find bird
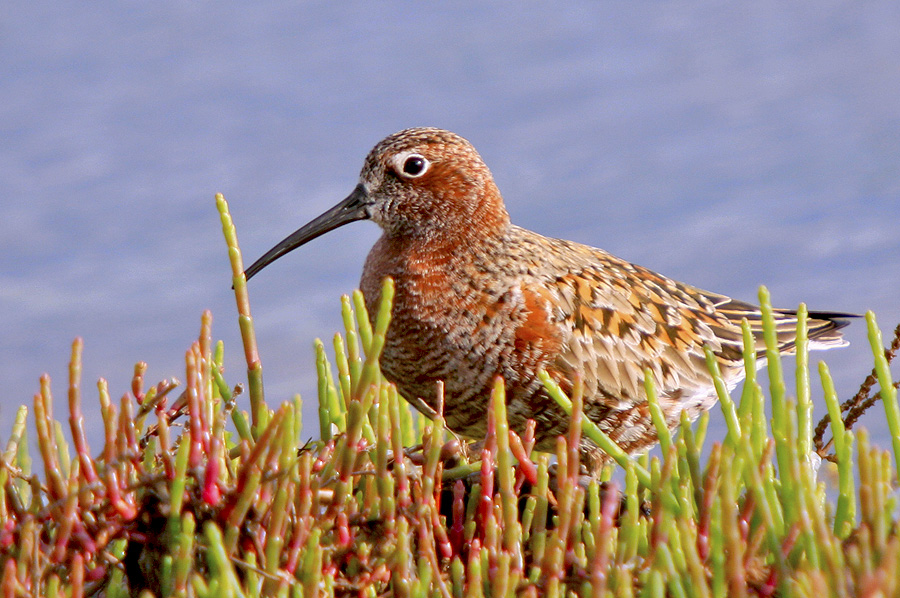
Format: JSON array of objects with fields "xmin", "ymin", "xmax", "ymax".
[{"xmin": 244, "ymin": 127, "xmax": 855, "ymax": 471}]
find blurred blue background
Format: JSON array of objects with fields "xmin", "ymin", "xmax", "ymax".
[{"xmin": 2, "ymin": 2, "xmax": 898, "ymax": 447}]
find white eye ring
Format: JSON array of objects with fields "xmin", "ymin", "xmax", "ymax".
[{"xmin": 391, "ymin": 152, "xmax": 430, "ymax": 179}]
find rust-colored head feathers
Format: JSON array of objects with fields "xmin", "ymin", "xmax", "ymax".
[
  {"xmin": 360, "ymin": 128, "xmax": 509, "ymax": 240},
  {"xmin": 246, "ymin": 127, "xmax": 856, "ymax": 472}
]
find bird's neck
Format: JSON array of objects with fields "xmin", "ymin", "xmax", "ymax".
[
  {"xmin": 386, "ymin": 180, "xmax": 510, "ymax": 247},
  {"xmin": 361, "ymin": 215, "xmax": 510, "ymax": 311},
  {"xmin": 361, "ymin": 182, "xmax": 512, "ymax": 312}
]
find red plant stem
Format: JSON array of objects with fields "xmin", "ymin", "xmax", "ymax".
[
  {"xmin": 51, "ymin": 473, "xmax": 78, "ymax": 563},
  {"xmin": 34, "ymin": 379, "xmax": 66, "ymax": 503},
  {"xmin": 185, "ymin": 348, "xmax": 204, "ymax": 469},
  {"xmin": 105, "ymin": 468, "xmax": 137, "ymax": 521},
  {"xmin": 450, "ymin": 480, "xmax": 466, "ymax": 555},
  {"xmin": 156, "ymin": 402, "xmax": 174, "ymax": 479},
  {"xmin": 417, "ymin": 511, "xmax": 451, "ymax": 598},
  {"xmin": 132, "ymin": 361, "xmax": 147, "ymax": 404},
  {"xmin": 199, "ymin": 310, "xmax": 213, "ymax": 389},
  {"xmin": 388, "ymin": 392, "xmax": 411, "ymax": 509},
  {"xmin": 479, "ymin": 409, "xmax": 497, "ymax": 535},
  {"xmin": 697, "ymin": 444, "xmax": 720, "ymax": 561},
  {"xmin": 85, "ymin": 564, "xmax": 107, "ymax": 583},
  {"xmin": 70, "ymin": 553, "xmax": 84, "ymax": 598},
  {"xmin": 203, "ymin": 434, "xmax": 222, "ymax": 505},
  {"xmin": 590, "ymin": 481, "xmax": 620, "ymax": 598},
  {"xmin": 67, "ymin": 339, "xmax": 98, "ymax": 484},
  {"xmin": 283, "ymin": 455, "xmax": 313, "ymax": 577},
  {"xmin": 432, "ymin": 503, "xmax": 453, "ymax": 561},
  {"xmin": 509, "ymin": 431, "xmax": 538, "ymax": 487},
  {"xmin": 119, "ymin": 394, "xmax": 140, "ymax": 463},
  {"xmin": 335, "ymin": 510, "xmax": 351, "ymax": 547},
  {"xmin": 70, "ymin": 522, "xmax": 98, "ymax": 554},
  {"xmin": 98, "ymin": 379, "xmax": 117, "ymax": 465}
]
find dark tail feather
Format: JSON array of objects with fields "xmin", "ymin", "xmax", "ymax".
[
  {"xmin": 713, "ymin": 295, "xmax": 860, "ymax": 355},
  {"xmin": 767, "ymin": 308, "xmax": 859, "ymax": 354}
]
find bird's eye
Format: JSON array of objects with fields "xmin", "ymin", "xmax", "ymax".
[
  {"xmin": 392, "ymin": 152, "xmax": 430, "ymax": 179},
  {"xmin": 403, "ymin": 156, "xmax": 426, "ymax": 176}
]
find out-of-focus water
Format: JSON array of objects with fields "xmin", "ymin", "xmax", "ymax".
[{"xmin": 2, "ymin": 2, "xmax": 898, "ymax": 448}]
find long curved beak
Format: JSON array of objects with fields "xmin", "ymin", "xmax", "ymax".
[{"xmin": 244, "ymin": 184, "xmax": 371, "ymax": 281}]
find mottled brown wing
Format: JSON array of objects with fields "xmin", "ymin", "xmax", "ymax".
[
  {"xmin": 514, "ymin": 227, "xmax": 855, "ymax": 426},
  {"xmin": 517, "ymin": 234, "xmax": 744, "ymax": 422}
]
